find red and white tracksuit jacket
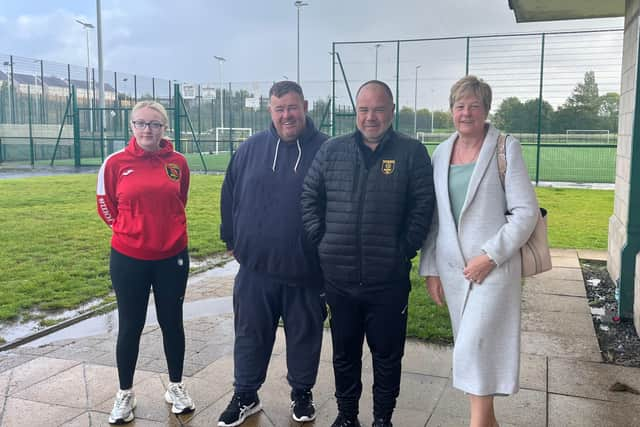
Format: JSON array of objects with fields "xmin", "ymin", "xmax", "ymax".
[{"xmin": 96, "ymin": 137, "xmax": 190, "ymax": 260}]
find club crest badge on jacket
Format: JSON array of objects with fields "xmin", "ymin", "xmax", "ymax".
[
  {"xmin": 165, "ymin": 163, "xmax": 181, "ymax": 181},
  {"xmin": 381, "ymin": 159, "xmax": 396, "ymax": 175}
]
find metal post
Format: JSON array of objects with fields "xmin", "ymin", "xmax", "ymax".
[
  {"xmin": 331, "ymin": 45, "xmax": 336, "ymax": 137},
  {"xmin": 214, "ymin": 56, "xmax": 226, "ymax": 129},
  {"xmin": 96, "ymin": 0, "xmax": 105, "ymax": 126},
  {"xmin": 465, "ymin": 37, "xmax": 470, "ymax": 75},
  {"xmin": 71, "ymin": 86, "xmax": 81, "ymax": 167},
  {"xmin": 27, "ymin": 86, "xmax": 34, "ymax": 166},
  {"xmin": 39, "ymin": 59, "xmax": 46, "ymax": 123},
  {"xmin": 535, "ymin": 33, "xmax": 545, "ymax": 185},
  {"xmin": 375, "ymin": 44, "xmax": 381, "ymax": 79},
  {"xmin": 294, "ymin": 1, "xmax": 309, "ymax": 83},
  {"xmin": 228, "ymin": 82, "xmax": 233, "ymax": 157},
  {"xmin": 173, "ymin": 83, "xmax": 181, "ymax": 152},
  {"xmin": 9, "ymin": 56, "xmax": 15, "ymax": 123},
  {"xmin": 414, "ymin": 65, "xmax": 420, "ymax": 137},
  {"xmin": 133, "ymin": 75, "xmax": 138, "ymax": 103},
  {"xmin": 394, "ymin": 41, "xmax": 400, "ymax": 130},
  {"xmin": 152, "ymin": 77, "xmax": 156, "ymax": 100},
  {"xmin": 197, "ymin": 84, "xmax": 201, "ymax": 135},
  {"xmin": 114, "ymin": 72, "xmax": 119, "ymax": 108}
]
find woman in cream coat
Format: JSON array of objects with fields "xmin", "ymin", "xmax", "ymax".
[{"xmin": 420, "ymin": 76, "xmax": 538, "ymax": 427}]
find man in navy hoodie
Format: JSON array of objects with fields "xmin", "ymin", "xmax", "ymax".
[{"xmin": 218, "ymin": 81, "xmax": 328, "ymax": 427}]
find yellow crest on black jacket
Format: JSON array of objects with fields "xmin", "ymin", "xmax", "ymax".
[{"xmin": 381, "ymin": 159, "xmax": 395, "ymax": 175}]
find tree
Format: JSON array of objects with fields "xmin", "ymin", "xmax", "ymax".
[
  {"xmin": 554, "ymin": 71, "xmax": 602, "ymax": 131},
  {"xmin": 492, "ymin": 97, "xmax": 526, "ymax": 132},
  {"xmin": 599, "ymin": 92, "xmax": 620, "ymax": 132},
  {"xmin": 521, "ymin": 98, "xmax": 554, "ymax": 133}
]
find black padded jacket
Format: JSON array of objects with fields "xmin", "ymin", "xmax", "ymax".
[{"xmin": 301, "ymin": 128, "xmax": 435, "ymax": 289}]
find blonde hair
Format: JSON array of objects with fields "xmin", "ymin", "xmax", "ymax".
[
  {"xmin": 449, "ymin": 75, "xmax": 492, "ymax": 113},
  {"xmin": 131, "ymin": 101, "xmax": 169, "ymax": 126}
]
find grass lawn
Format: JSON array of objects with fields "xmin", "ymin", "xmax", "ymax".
[
  {"xmin": 424, "ymin": 143, "xmax": 616, "ymax": 184},
  {"xmin": 0, "ymin": 175, "xmax": 613, "ymax": 344}
]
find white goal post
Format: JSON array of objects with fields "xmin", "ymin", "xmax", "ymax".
[
  {"xmin": 565, "ymin": 129, "xmax": 610, "ymax": 144},
  {"xmin": 215, "ymin": 127, "xmax": 253, "ymax": 154}
]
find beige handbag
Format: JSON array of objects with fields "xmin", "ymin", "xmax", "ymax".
[{"xmin": 497, "ymin": 134, "xmax": 552, "ymax": 277}]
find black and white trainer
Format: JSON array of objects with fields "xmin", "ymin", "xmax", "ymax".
[
  {"xmin": 217, "ymin": 392, "xmax": 262, "ymax": 427},
  {"xmin": 291, "ymin": 389, "xmax": 316, "ymax": 422}
]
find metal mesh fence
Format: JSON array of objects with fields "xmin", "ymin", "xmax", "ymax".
[
  {"xmin": 0, "ymin": 28, "xmax": 624, "ymax": 181},
  {"xmin": 330, "ymin": 29, "xmax": 622, "ymax": 183}
]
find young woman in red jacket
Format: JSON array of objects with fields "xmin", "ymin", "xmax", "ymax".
[{"xmin": 97, "ymin": 101, "xmax": 194, "ymax": 424}]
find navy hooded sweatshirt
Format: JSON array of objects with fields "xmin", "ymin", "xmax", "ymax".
[{"xmin": 220, "ymin": 116, "xmax": 328, "ymax": 286}]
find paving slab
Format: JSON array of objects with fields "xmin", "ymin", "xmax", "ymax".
[
  {"xmin": 521, "ymin": 310, "xmax": 596, "ymax": 337},
  {"xmin": 427, "ymin": 382, "xmax": 546, "ymax": 427},
  {"xmin": 0, "ymin": 352, "xmax": 37, "ymax": 374},
  {"xmin": 548, "ymin": 394, "xmax": 640, "ymax": 427},
  {"xmin": 402, "ymin": 339, "xmax": 452, "ymax": 378},
  {"xmin": 550, "ymin": 256, "xmax": 582, "ymax": 269},
  {"xmin": 519, "ymin": 353, "xmax": 547, "ymax": 391},
  {"xmin": 548, "ymin": 358, "xmax": 640, "ymax": 404},
  {"xmin": 531, "ymin": 266, "xmax": 584, "ymax": 281},
  {"xmin": 521, "ymin": 330, "xmax": 602, "ymax": 362},
  {"xmin": 550, "ymin": 248, "xmax": 578, "ymax": 257},
  {"xmin": 522, "ymin": 293, "xmax": 590, "ymax": 314},
  {"xmin": 522, "ymin": 276, "xmax": 587, "ymax": 298},
  {"xmin": 577, "ymin": 249, "xmax": 608, "ymax": 261},
  {"xmin": 2, "ymin": 356, "xmax": 80, "ymax": 395},
  {"xmin": 0, "ymin": 397, "xmax": 85, "ymax": 427}
]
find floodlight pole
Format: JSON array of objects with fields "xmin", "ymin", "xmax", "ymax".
[
  {"xmin": 375, "ymin": 44, "xmax": 381, "ymax": 79},
  {"xmin": 414, "ymin": 65, "xmax": 421, "ymax": 137},
  {"xmin": 294, "ymin": 1, "xmax": 309, "ymax": 83},
  {"xmin": 76, "ymin": 18, "xmax": 95, "ymax": 132},
  {"xmin": 214, "ymin": 56, "xmax": 226, "ymax": 129}
]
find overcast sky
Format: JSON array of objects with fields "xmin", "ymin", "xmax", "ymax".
[{"xmin": 0, "ymin": 0, "xmax": 624, "ymax": 108}]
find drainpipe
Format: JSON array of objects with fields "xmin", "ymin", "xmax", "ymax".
[{"xmin": 618, "ymin": 28, "xmax": 640, "ymax": 319}]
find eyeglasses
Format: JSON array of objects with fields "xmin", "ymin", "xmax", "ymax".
[{"xmin": 131, "ymin": 120, "xmax": 164, "ymax": 130}]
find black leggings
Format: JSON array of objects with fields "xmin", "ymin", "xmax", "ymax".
[{"xmin": 110, "ymin": 248, "xmax": 189, "ymax": 390}]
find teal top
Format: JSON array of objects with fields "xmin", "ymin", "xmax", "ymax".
[{"xmin": 449, "ymin": 162, "xmax": 476, "ymax": 228}]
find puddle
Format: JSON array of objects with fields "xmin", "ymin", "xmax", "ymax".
[
  {"xmin": 0, "ymin": 299, "xmax": 106, "ymax": 343},
  {"xmin": 192, "ymin": 259, "xmax": 239, "ymax": 279},
  {"xmin": 25, "ymin": 295, "xmax": 232, "ymax": 347},
  {"xmin": 2, "ymin": 260, "xmax": 238, "ymax": 348}
]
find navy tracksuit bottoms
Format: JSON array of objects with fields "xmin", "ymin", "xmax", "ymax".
[
  {"xmin": 232, "ymin": 266, "xmax": 327, "ymax": 394},
  {"xmin": 326, "ymin": 282, "xmax": 410, "ymax": 421}
]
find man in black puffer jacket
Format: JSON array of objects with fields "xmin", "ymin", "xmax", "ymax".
[
  {"xmin": 301, "ymin": 80, "xmax": 435, "ymax": 427},
  {"xmin": 219, "ymin": 81, "xmax": 328, "ymax": 427}
]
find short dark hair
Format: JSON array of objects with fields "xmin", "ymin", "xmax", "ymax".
[
  {"xmin": 269, "ymin": 80, "xmax": 304, "ymax": 99},
  {"xmin": 356, "ymin": 80, "xmax": 394, "ymax": 102}
]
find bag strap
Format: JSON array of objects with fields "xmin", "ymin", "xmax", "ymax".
[{"xmin": 497, "ymin": 133, "xmax": 508, "ymax": 191}]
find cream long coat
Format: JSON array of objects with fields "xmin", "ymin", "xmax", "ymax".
[{"xmin": 419, "ymin": 124, "xmax": 538, "ymax": 396}]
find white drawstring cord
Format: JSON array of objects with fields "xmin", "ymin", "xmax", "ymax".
[
  {"xmin": 294, "ymin": 139, "xmax": 301, "ymax": 173},
  {"xmin": 272, "ymin": 138, "xmax": 302, "ymax": 173},
  {"xmin": 272, "ymin": 138, "xmax": 281, "ymax": 172}
]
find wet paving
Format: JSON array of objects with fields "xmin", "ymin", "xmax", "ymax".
[{"xmin": 0, "ymin": 259, "xmax": 239, "ymax": 349}]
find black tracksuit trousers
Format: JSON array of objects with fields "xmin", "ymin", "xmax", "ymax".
[
  {"xmin": 326, "ymin": 282, "xmax": 410, "ymax": 421},
  {"xmin": 232, "ymin": 266, "xmax": 326, "ymax": 394}
]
